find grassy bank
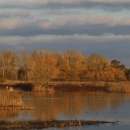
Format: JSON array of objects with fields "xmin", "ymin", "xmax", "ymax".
[
  {"xmin": 0, "ymin": 120, "xmax": 117, "ymax": 129},
  {"xmin": 52, "ymin": 82, "xmax": 107, "ymax": 92},
  {"xmin": 1, "ymin": 81, "xmax": 130, "ymax": 93},
  {"xmin": 107, "ymin": 86, "xmax": 130, "ymax": 93},
  {"xmin": 40, "ymin": 81, "xmax": 130, "ymax": 93}
]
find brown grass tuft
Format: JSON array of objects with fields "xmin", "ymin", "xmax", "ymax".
[
  {"xmin": 0, "ymin": 90, "xmax": 23, "ymax": 107},
  {"xmin": 107, "ymin": 85, "xmax": 130, "ymax": 93},
  {"xmin": 32, "ymin": 85, "xmax": 55, "ymax": 92}
]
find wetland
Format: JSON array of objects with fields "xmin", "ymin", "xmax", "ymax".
[{"xmin": 1, "ymin": 91, "xmax": 130, "ymax": 129}]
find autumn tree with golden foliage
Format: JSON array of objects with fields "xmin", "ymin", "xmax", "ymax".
[
  {"xmin": 0, "ymin": 50, "xmax": 128, "ymax": 82},
  {"xmin": 30, "ymin": 56, "xmax": 58, "ymax": 84}
]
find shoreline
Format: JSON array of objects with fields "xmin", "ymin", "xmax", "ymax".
[
  {"xmin": 0, "ymin": 120, "xmax": 117, "ymax": 129},
  {"xmin": 0, "ymin": 81, "xmax": 130, "ymax": 93}
]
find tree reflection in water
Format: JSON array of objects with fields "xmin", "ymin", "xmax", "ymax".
[
  {"xmin": 1, "ymin": 92, "xmax": 130, "ymax": 121},
  {"xmin": 23, "ymin": 92, "xmax": 130, "ymax": 121}
]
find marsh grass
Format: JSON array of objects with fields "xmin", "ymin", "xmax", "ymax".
[
  {"xmin": 2, "ymin": 80, "xmax": 130, "ymax": 93},
  {"xmin": 0, "ymin": 90, "xmax": 23, "ymax": 107},
  {"xmin": 0, "ymin": 109, "xmax": 21, "ymax": 120},
  {"xmin": 50, "ymin": 81, "xmax": 107, "ymax": 91},
  {"xmin": 50, "ymin": 81, "xmax": 130, "ymax": 93},
  {"xmin": 106, "ymin": 82, "xmax": 130, "ymax": 93},
  {"xmin": 32, "ymin": 85, "xmax": 55, "ymax": 92}
]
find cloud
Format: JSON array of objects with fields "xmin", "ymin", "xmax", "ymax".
[
  {"xmin": 0, "ymin": 34, "xmax": 130, "ymax": 66},
  {"xmin": 0, "ymin": 16, "xmax": 130, "ymax": 36},
  {"xmin": 0, "ymin": 10, "xmax": 31, "ymax": 18},
  {"xmin": 0, "ymin": 34, "xmax": 130, "ymax": 45},
  {"xmin": 0, "ymin": 0, "xmax": 130, "ymax": 67},
  {"xmin": 0, "ymin": 0, "xmax": 130, "ymax": 11},
  {"xmin": 13, "ymin": 10, "xmax": 31, "ymax": 17},
  {"xmin": 41, "ymin": 10, "xmax": 83, "ymax": 15}
]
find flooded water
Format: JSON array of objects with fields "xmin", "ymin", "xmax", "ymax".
[{"xmin": 1, "ymin": 91, "xmax": 130, "ymax": 129}]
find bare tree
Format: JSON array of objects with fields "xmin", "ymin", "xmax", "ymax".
[
  {"xmin": 20, "ymin": 51, "xmax": 33, "ymax": 81},
  {"xmin": 0, "ymin": 50, "xmax": 18, "ymax": 79}
]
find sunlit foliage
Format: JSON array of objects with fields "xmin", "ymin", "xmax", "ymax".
[{"xmin": 0, "ymin": 50, "xmax": 128, "ymax": 84}]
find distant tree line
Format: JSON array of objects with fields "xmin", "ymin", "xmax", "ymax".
[{"xmin": 0, "ymin": 50, "xmax": 130, "ymax": 84}]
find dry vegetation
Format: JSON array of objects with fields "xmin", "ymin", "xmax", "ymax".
[
  {"xmin": 1, "ymin": 81, "xmax": 130, "ymax": 93},
  {"xmin": 106, "ymin": 82, "xmax": 130, "ymax": 93},
  {"xmin": 0, "ymin": 90, "xmax": 23, "ymax": 107},
  {"xmin": 31, "ymin": 81, "xmax": 130, "ymax": 93},
  {"xmin": 0, "ymin": 50, "xmax": 129, "ymax": 85},
  {"xmin": 0, "ymin": 49, "xmax": 130, "ymax": 93},
  {"xmin": 0, "ymin": 109, "xmax": 21, "ymax": 120},
  {"xmin": 32, "ymin": 85, "xmax": 55, "ymax": 92}
]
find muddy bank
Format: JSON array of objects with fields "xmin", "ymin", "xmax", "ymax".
[{"xmin": 0, "ymin": 120, "xmax": 117, "ymax": 129}]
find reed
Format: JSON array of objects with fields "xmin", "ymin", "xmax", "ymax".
[
  {"xmin": 50, "ymin": 81, "xmax": 130, "ymax": 93},
  {"xmin": 107, "ymin": 85, "xmax": 130, "ymax": 93},
  {"xmin": 106, "ymin": 81, "xmax": 130, "ymax": 93},
  {"xmin": 52, "ymin": 81, "xmax": 107, "ymax": 91},
  {"xmin": 32, "ymin": 85, "xmax": 55, "ymax": 92},
  {"xmin": 2, "ymin": 81, "xmax": 130, "ymax": 93},
  {"xmin": 0, "ymin": 90, "xmax": 23, "ymax": 107},
  {"xmin": 0, "ymin": 109, "xmax": 21, "ymax": 120}
]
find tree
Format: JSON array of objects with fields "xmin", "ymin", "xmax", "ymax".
[
  {"xmin": 124, "ymin": 68, "xmax": 130, "ymax": 80},
  {"xmin": 20, "ymin": 51, "xmax": 33, "ymax": 81},
  {"xmin": 111, "ymin": 60, "xmax": 120, "ymax": 68},
  {"xmin": 0, "ymin": 50, "xmax": 18, "ymax": 79},
  {"xmin": 30, "ymin": 56, "xmax": 58, "ymax": 84},
  {"xmin": 111, "ymin": 59, "xmax": 126, "ymax": 71},
  {"xmin": 57, "ymin": 55, "xmax": 70, "ymax": 80},
  {"xmin": 65, "ymin": 51, "xmax": 88, "ymax": 80},
  {"xmin": 88, "ymin": 54, "xmax": 110, "ymax": 71},
  {"xmin": 0, "ymin": 74, "xmax": 6, "ymax": 84}
]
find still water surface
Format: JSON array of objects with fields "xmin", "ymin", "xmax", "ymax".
[{"xmin": 1, "ymin": 92, "xmax": 130, "ymax": 129}]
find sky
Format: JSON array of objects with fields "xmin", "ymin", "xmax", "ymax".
[{"xmin": 0, "ymin": 0, "xmax": 130, "ymax": 66}]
